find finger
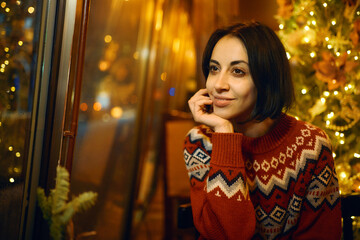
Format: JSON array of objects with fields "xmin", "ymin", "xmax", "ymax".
[
  {"xmin": 191, "ymin": 99, "xmax": 213, "ymax": 115},
  {"xmin": 194, "ymin": 88, "xmax": 209, "ymax": 97},
  {"xmin": 189, "ymin": 95, "xmax": 211, "ymax": 105}
]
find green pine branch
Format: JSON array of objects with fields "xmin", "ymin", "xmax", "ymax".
[{"xmin": 37, "ymin": 166, "xmax": 97, "ymax": 240}]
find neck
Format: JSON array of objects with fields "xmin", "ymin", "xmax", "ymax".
[{"xmin": 232, "ymin": 117, "xmax": 277, "ymax": 138}]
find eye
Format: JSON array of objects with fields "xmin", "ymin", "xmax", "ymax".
[
  {"xmin": 209, "ymin": 65, "xmax": 220, "ymax": 74},
  {"xmin": 232, "ymin": 68, "xmax": 246, "ymax": 77}
]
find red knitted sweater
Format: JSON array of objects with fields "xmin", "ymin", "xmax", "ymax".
[{"xmin": 183, "ymin": 114, "xmax": 341, "ymax": 240}]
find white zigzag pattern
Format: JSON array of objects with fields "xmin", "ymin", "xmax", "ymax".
[
  {"xmin": 248, "ymin": 134, "xmax": 331, "ymax": 196},
  {"xmin": 188, "ymin": 127, "xmax": 213, "ymax": 152},
  {"xmin": 207, "ymin": 174, "xmax": 248, "ymax": 199}
]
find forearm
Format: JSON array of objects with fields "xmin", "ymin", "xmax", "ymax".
[{"xmin": 186, "ymin": 131, "xmax": 255, "ymax": 240}]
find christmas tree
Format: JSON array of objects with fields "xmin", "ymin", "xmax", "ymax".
[
  {"xmin": 0, "ymin": 1, "xmax": 36, "ymax": 186},
  {"xmin": 275, "ymin": 0, "xmax": 360, "ymax": 194}
]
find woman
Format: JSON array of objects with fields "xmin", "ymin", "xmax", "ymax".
[{"xmin": 184, "ymin": 22, "xmax": 341, "ymax": 240}]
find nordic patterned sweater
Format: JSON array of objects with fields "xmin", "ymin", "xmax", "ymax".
[{"xmin": 183, "ymin": 113, "xmax": 342, "ymax": 240}]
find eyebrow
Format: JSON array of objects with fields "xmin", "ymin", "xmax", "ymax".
[{"xmin": 210, "ymin": 59, "xmax": 249, "ymax": 66}]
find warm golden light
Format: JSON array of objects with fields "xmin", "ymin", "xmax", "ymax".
[
  {"xmin": 340, "ymin": 172, "xmax": 347, "ymax": 179},
  {"xmin": 327, "ymin": 44, "xmax": 332, "ymax": 49},
  {"xmin": 18, "ymin": 41, "xmax": 23, "ymax": 46},
  {"xmin": 304, "ymin": 25, "xmax": 310, "ymax": 31},
  {"xmin": 93, "ymin": 102, "xmax": 102, "ymax": 111},
  {"xmin": 355, "ymin": 56, "xmax": 359, "ymax": 60},
  {"xmin": 15, "ymin": 152, "xmax": 21, "ymax": 157},
  {"xmin": 332, "ymin": 152, "xmax": 336, "ymax": 158},
  {"xmin": 354, "ymin": 153, "xmax": 360, "ymax": 158},
  {"xmin": 334, "ymin": 91, "xmax": 339, "ymax": 95},
  {"xmin": 111, "ymin": 106, "xmax": 123, "ymax": 119},
  {"xmin": 4, "ymin": 60, "xmax": 9, "ymax": 65},
  {"xmin": 323, "ymin": 91, "xmax": 330, "ymax": 97},
  {"xmin": 310, "ymin": 11, "xmax": 314, "ymax": 16},
  {"xmin": 155, "ymin": 9, "xmax": 163, "ymax": 31},
  {"xmin": 16, "ymin": 1, "xmax": 21, "ymax": 5},
  {"xmin": 336, "ymin": 52, "xmax": 340, "ymax": 56},
  {"xmin": 80, "ymin": 102, "xmax": 88, "ymax": 111},
  {"xmin": 9, "ymin": 178, "xmax": 15, "ymax": 183},
  {"xmin": 325, "ymin": 37, "xmax": 329, "ymax": 41},
  {"xmin": 340, "ymin": 140, "xmax": 345, "ymax": 144},
  {"xmin": 8, "ymin": 146, "xmax": 13, "ymax": 151},
  {"xmin": 323, "ymin": 2, "xmax": 327, "ymax": 7},
  {"xmin": 104, "ymin": 35, "xmax": 112, "ymax": 43},
  {"xmin": 301, "ymin": 89, "xmax": 307, "ymax": 94},
  {"xmin": 5, "ymin": 7, "xmax": 9, "ymax": 12},
  {"xmin": 279, "ymin": 24, "xmax": 284, "ymax": 30},
  {"xmin": 28, "ymin": 6, "xmax": 35, "ymax": 14},
  {"xmin": 303, "ymin": 37, "xmax": 310, "ymax": 43},
  {"xmin": 331, "ymin": 20, "xmax": 336, "ymax": 25},
  {"xmin": 160, "ymin": 72, "xmax": 167, "ymax": 81},
  {"xmin": 321, "ymin": 98, "xmax": 326, "ymax": 103},
  {"xmin": 1, "ymin": 2, "xmax": 5, "ymax": 8},
  {"xmin": 347, "ymin": 50, "xmax": 351, "ymax": 54},
  {"xmin": 340, "ymin": 133, "xmax": 344, "ymax": 137},
  {"xmin": 98, "ymin": 60, "xmax": 110, "ymax": 71},
  {"xmin": 172, "ymin": 38, "xmax": 180, "ymax": 53},
  {"xmin": 286, "ymin": 52, "xmax": 291, "ymax": 59},
  {"xmin": 10, "ymin": 86, "xmax": 15, "ymax": 92},
  {"xmin": 327, "ymin": 112, "xmax": 334, "ymax": 119}
]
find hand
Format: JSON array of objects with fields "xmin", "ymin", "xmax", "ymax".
[{"xmin": 188, "ymin": 89, "xmax": 234, "ymax": 133}]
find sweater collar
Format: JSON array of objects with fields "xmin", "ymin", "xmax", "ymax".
[{"xmin": 241, "ymin": 113, "xmax": 297, "ymax": 154}]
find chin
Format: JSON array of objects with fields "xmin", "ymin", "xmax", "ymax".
[
  {"xmin": 214, "ymin": 108, "xmax": 251, "ymax": 122},
  {"xmin": 214, "ymin": 109, "xmax": 240, "ymax": 121}
]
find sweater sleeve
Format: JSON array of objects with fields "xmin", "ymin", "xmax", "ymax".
[
  {"xmin": 184, "ymin": 127, "xmax": 256, "ymax": 240},
  {"xmin": 290, "ymin": 133, "xmax": 342, "ymax": 240}
]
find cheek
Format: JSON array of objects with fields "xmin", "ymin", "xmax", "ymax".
[
  {"xmin": 205, "ymin": 78, "xmax": 213, "ymax": 91},
  {"xmin": 235, "ymin": 82, "xmax": 256, "ymax": 98},
  {"xmin": 247, "ymin": 88, "xmax": 257, "ymax": 105}
]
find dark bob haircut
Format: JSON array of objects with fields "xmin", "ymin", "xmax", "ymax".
[{"xmin": 202, "ymin": 21, "xmax": 295, "ymax": 122}]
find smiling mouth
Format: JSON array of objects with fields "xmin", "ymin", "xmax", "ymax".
[{"xmin": 213, "ymin": 97, "xmax": 234, "ymax": 107}]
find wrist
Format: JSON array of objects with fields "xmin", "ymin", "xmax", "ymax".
[{"xmin": 214, "ymin": 122, "xmax": 234, "ymax": 133}]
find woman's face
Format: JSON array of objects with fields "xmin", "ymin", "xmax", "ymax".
[{"xmin": 206, "ymin": 35, "xmax": 257, "ymax": 122}]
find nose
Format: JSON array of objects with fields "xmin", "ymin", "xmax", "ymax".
[{"xmin": 214, "ymin": 72, "xmax": 230, "ymax": 92}]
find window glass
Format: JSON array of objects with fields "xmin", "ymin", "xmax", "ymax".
[
  {"xmin": 0, "ymin": 1, "xmax": 40, "ymax": 239},
  {"xmin": 71, "ymin": 0, "xmax": 155, "ymax": 238},
  {"xmin": 70, "ymin": 0, "xmax": 197, "ymax": 238}
]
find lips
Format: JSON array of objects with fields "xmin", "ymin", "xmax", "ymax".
[{"xmin": 212, "ymin": 96, "xmax": 235, "ymax": 107}]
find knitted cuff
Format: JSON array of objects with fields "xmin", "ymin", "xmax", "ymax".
[{"xmin": 211, "ymin": 133, "xmax": 245, "ymax": 168}]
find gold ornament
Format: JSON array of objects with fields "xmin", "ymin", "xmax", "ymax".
[
  {"xmin": 313, "ymin": 52, "xmax": 359, "ymax": 90},
  {"xmin": 326, "ymin": 95, "xmax": 360, "ymax": 131},
  {"xmin": 350, "ymin": 19, "xmax": 360, "ymax": 47}
]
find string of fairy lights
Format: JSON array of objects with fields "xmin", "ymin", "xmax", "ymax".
[{"xmin": 0, "ymin": 1, "xmax": 35, "ymax": 184}]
